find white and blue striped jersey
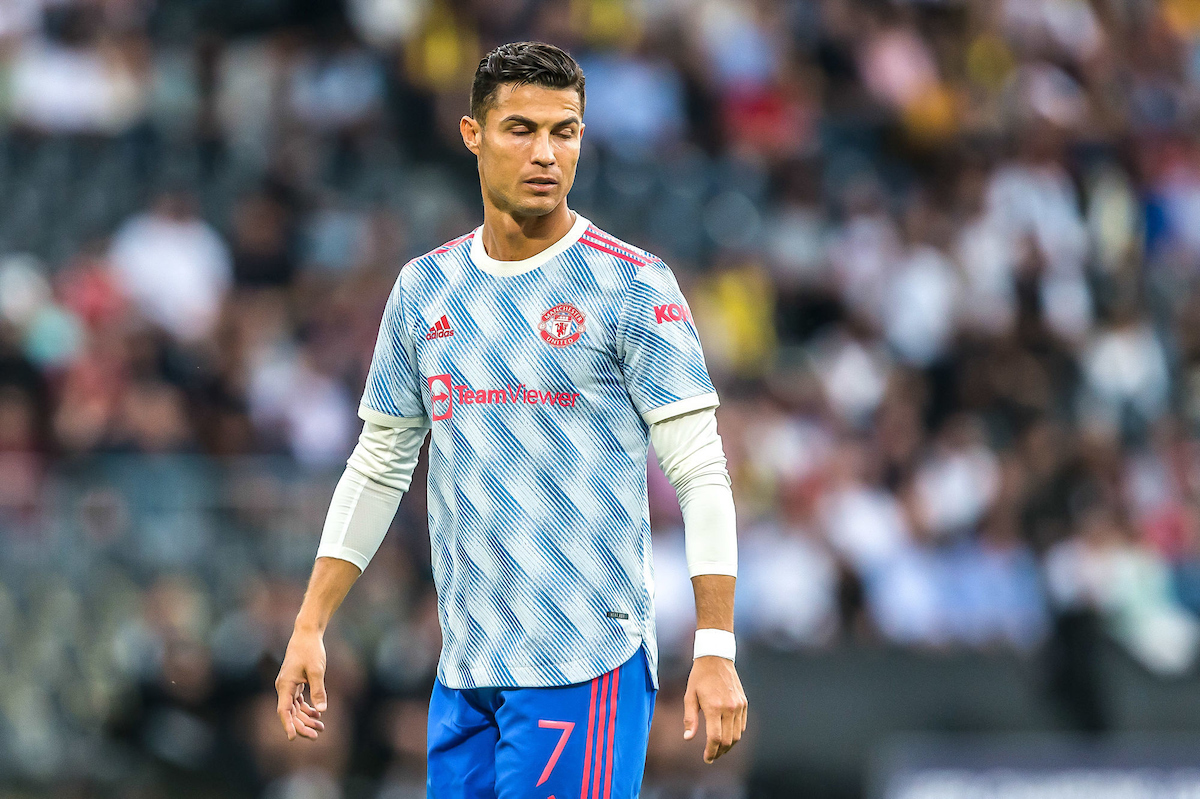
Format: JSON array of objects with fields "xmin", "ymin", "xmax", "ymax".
[{"xmin": 359, "ymin": 213, "xmax": 718, "ymax": 690}]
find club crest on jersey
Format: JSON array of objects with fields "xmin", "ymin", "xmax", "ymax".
[{"xmin": 537, "ymin": 303, "xmax": 585, "ymax": 348}]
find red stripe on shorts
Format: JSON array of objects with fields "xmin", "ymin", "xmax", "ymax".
[
  {"xmin": 592, "ymin": 672, "xmax": 610, "ymax": 799},
  {"xmin": 603, "ymin": 665, "xmax": 620, "ymax": 799},
  {"xmin": 579, "ymin": 676, "xmax": 599, "ymax": 799}
]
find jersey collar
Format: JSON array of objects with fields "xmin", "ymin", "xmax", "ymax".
[{"xmin": 469, "ymin": 211, "xmax": 590, "ymax": 277}]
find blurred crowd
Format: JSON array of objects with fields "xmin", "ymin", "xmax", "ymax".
[{"xmin": 5, "ymin": 0, "xmax": 1200, "ymax": 795}]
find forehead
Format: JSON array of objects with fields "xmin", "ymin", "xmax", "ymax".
[{"xmin": 486, "ymin": 83, "xmax": 583, "ymax": 124}]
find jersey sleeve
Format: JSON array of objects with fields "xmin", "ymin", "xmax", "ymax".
[
  {"xmin": 359, "ymin": 273, "xmax": 431, "ymax": 428},
  {"xmin": 615, "ymin": 260, "xmax": 719, "ymax": 425}
]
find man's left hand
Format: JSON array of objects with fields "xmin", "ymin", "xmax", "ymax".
[{"xmin": 683, "ymin": 655, "xmax": 748, "ymax": 763}]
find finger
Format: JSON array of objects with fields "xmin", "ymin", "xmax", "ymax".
[
  {"xmin": 300, "ymin": 689, "xmax": 325, "ymax": 721},
  {"xmin": 292, "ymin": 717, "xmax": 319, "ymax": 740},
  {"xmin": 291, "ymin": 715, "xmax": 319, "ymax": 738},
  {"xmin": 295, "ymin": 702, "xmax": 326, "ymax": 730},
  {"xmin": 309, "ymin": 667, "xmax": 328, "ymax": 712},
  {"xmin": 298, "ymin": 696, "xmax": 322, "ymax": 717},
  {"xmin": 683, "ymin": 687, "xmax": 699, "ymax": 741},
  {"xmin": 296, "ymin": 696, "xmax": 324, "ymax": 721},
  {"xmin": 277, "ymin": 680, "xmax": 298, "ymax": 741},
  {"xmin": 290, "ymin": 699, "xmax": 321, "ymax": 739},
  {"xmin": 293, "ymin": 683, "xmax": 324, "ymax": 722},
  {"xmin": 295, "ymin": 707, "xmax": 326, "ymax": 730},
  {"xmin": 704, "ymin": 702, "xmax": 721, "ymax": 763},
  {"xmin": 720, "ymin": 708, "xmax": 734, "ymax": 756},
  {"xmin": 278, "ymin": 706, "xmax": 297, "ymax": 741}
]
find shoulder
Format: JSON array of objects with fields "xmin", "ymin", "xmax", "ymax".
[
  {"xmin": 577, "ymin": 223, "xmax": 664, "ymax": 270},
  {"xmin": 576, "ymin": 223, "xmax": 681, "ymax": 296}
]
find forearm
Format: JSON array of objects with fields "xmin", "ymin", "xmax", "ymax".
[
  {"xmin": 304, "ymin": 421, "xmax": 426, "ymax": 631},
  {"xmin": 295, "ymin": 556, "xmax": 362, "ymax": 634},
  {"xmin": 680, "ymin": 478, "xmax": 737, "ymax": 577},
  {"xmin": 692, "ymin": 574, "xmax": 735, "ymax": 632}
]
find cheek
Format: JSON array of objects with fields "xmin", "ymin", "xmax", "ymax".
[
  {"xmin": 556, "ymin": 144, "xmax": 581, "ymax": 179},
  {"xmin": 481, "ymin": 142, "xmax": 523, "ymax": 179}
]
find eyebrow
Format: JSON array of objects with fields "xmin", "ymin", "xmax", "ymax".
[{"xmin": 501, "ymin": 114, "xmax": 582, "ymax": 128}]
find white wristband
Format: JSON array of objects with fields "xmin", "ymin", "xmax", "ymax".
[{"xmin": 693, "ymin": 628, "xmax": 736, "ymax": 662}]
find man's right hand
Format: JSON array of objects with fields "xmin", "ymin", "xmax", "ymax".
[
  {"xmin": 275, "ymin": 557, "xmax": 362, "ymax": 741},
  {"xmin": 275, "ymin": 628, "xmax": 328, "ymax": 741}
]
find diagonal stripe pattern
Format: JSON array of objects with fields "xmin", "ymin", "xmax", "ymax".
[{"xmin": 359, "ymin": 217, "xmax": 719, "ymax": 690}]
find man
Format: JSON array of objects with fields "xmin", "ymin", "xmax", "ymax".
[{"xmin": 275, "ymin": 41, "xmax": 746, "ymax": 798}]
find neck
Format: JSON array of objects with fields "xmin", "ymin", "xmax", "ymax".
[{"xmin": 479, "ymin": 201, "xmax": 575, "ymax": 262}]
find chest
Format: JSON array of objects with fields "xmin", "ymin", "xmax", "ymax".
[{"xmin": 407, "ymin": 273, "xmax": 621, "ymax": 387}]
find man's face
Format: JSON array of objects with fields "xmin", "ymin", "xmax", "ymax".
[{"xmin": 461, "ymin": 83, "xmax": 584, "ymax": 219}]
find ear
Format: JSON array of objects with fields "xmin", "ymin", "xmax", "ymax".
[{"xmin": 460, "ymin": 116, "xmax": 482, "ymax": 156}]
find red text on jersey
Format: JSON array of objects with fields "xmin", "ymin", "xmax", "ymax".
[
  {"xmin": 426, "ymin": 374, "xmax": 580, "ymax": 421},
  {"xmin": 654, "ymin": 303, "xmax": 693, "ymax": 324}
]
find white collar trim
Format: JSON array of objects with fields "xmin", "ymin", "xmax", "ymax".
[{"xmin": 469, "ymin": 211, "xmax": 590, "ymax": 277}]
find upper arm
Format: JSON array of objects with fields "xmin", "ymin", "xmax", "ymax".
[
  {"xmin": 348, "ymin": 422, "xmax": 429, "ymax": 492},
  {"xmin": 649, "ymin": 407, "xmax": 725, "ymax": 485},
  {"xmin": 615, "ymin": 262, "xmax": 719, "ymax": 425},
  {"xmin": 359, "ymin": 273, "xmax": 431, "ymax": 428}
]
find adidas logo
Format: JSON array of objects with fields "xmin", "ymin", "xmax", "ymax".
[{"xmin": 425, "ymin": 314, "xmax": 454, "ymax": 340}]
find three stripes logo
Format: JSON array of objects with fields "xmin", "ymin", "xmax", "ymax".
[{"xmin": 425, "ymin": 314, "xmax": 454, "ymax": 341}]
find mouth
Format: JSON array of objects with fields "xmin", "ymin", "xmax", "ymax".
[{"xmin": 524, "ymin": 177, "xmax": 558, "ymax": 192}]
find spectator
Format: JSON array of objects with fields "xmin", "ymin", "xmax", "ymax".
[
  {"xmin": 247, "ymin": 346, "xmax": 357, "ymax": 468},
  {"xmin": 230, "ymin": 192, "xmax": 296, "ymax": 288},
  {"xmin": 8, "ymin": 7, "xmax": 149, "ymax": 134},
  {"xmin": 577, "ymin": 47, "xmax": 686, "ymax": 147},
  {"xmin": 1047, "ymin": 506, "xmax": 1200, "ymax": 674},
  {"xmin": 287, "ymin": 38, "xmax": 385, "ymax": 134},
  {"xmin": 1080, "ymin": 310, "xmax": 1172, "ymax": 437},
  {"xmin": 943, "ymin": 513, "xmax": 1049, "ymax": 650},
  {"xmin": 914, "ymin": 415, "xmax": 1001, "ymax": 542},
  {"xmin": 108, "ymin": 192, "xmax": 232, "ymax": 344},
  {"xmin": 738, "ymin": 489, "xmax": 839, "ymax": 648}
]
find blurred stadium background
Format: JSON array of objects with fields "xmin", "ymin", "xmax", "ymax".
[{"xmin": 6, "ymin": 0, "xmax": 1200, "ymax": 797}]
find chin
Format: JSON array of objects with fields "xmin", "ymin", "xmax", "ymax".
[{"xmin": 512, "ymin": 196, "xmax": 562, "ymax": 217}]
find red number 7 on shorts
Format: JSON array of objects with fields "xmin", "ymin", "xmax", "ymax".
[{"xmin": 536, "ymin": 720, "xmax": 575, "ymax": 787}]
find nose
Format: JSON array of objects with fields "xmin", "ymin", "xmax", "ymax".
[{"xmin": 531, "ymin": 130, "xmax": 556, "ymax": 167}]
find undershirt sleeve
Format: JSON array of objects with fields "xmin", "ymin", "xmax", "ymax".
[
  {"xmin": 649, "ymin": 407, "xmax": 738, "ymax": 577},
  {"xmin": 315, "ymin": 422, "xmax": 428, "ymax": 572}
]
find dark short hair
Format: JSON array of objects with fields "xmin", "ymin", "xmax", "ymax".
[{"xmin": 470, "ymin": 42, "xmax": 585, "ymax": 122}]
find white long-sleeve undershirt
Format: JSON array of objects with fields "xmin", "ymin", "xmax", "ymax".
[
  {"xmin": 649, "ymin": 407, "xmax": 738, "ymax": 577},
  {"xmin": 315, "ymin": 407, "xmax": 737, "ymax": 577},
  {"xmin": 314, "ymin": 423, "xmax": 427, "ymax": 570}
]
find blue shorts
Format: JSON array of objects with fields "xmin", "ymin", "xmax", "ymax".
[{"xmin": 427, "ymin": 647, "xmax": 656, "ymax": 799}]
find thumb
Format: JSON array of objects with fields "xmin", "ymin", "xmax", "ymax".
[
  {"xmin": 309, "ymin": 667, "xmax": 328, "ymax": 712},
  {"xmin": 683, "ymin": 685, "xmax": 699, "ymax": 740}
]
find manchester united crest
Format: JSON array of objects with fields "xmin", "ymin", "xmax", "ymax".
[{"xmin": 537, "ymin": 303, "xmax": 585, "ymax": 348}]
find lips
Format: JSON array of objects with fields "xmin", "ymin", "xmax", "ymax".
[{"xmin": 525, "ymin": 177, "xmax": 558, "ymax": 187}]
